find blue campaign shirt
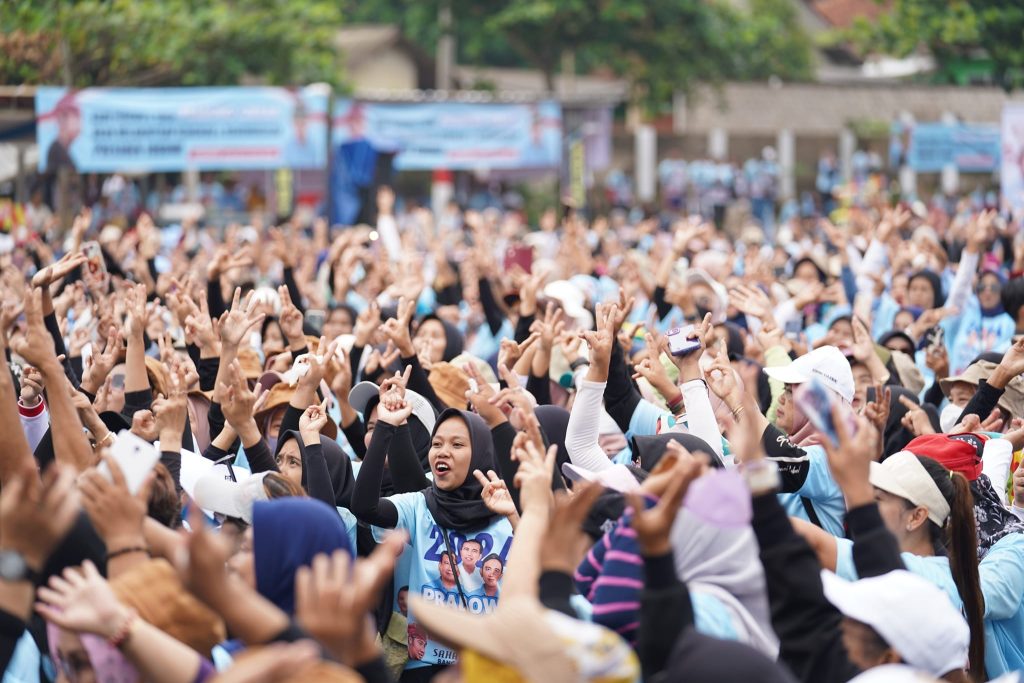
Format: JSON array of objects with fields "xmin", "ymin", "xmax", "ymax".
[
  {"xmin": 976, "ymin": 533, "xmax": 1024, "ymax": 677},
  {"xmin": 778, "ymin": 445, "xmax": 847, "ymax": 538},
  {"xmin": 372, "ymin": 492, "xmax": 514, "ymax": 670},
  {"xmin": 948, "ymin": 299, "xmax": 1015, "ymax": 376}
]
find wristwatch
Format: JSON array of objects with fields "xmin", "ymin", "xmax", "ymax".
[
  {"xmin": 741, "ymin": 460, "xmax": 781, "ymax": 496},
  {"xmin": 0, "ymin": 550, "xmax": 39, "ymax": 584}
]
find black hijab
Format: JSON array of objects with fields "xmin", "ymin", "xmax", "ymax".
[
  {"xmin": 908, "ymin": 270, "xmax": 945, "ymax": 309},
  {"xmin": 275, "ymin": 430, "xmax": 355, "ymax": 509},
  {"xmin": 536, "ymin": 405, "xmax": 571, "ymax": 485},
  {"xmin": 420, "ymin": 314, "xmax": 464, "ymax": 362},
  {"xmin": 631, "ymin": 432, "xmax": 721, "ymax": 472},
  {"xmin": 422, "ymin": 409, "xmax": 501, "ymax": 532}
]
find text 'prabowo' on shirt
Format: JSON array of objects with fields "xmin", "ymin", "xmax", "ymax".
[{"xmin": 372, "ymin": 491, "xmax": 514, "ymax": 670}]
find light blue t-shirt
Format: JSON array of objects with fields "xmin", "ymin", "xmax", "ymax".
[
  {"xmin": 2, "ymin": 633, "xmax": 39, "ymax": 683},
  {"xmin": 836, "ymin": 532, "xmax": 1024, "ymax": 678},
  {"xmin": 372, "ymin": 492, "xmax": 514, "ymax": 670},
  {"xmin": 691, "ymin": 591, "xmax": 740, "ymax": 642},
  {"xmin": 977, "ymin": 533, "xmax": 1024, "ymax": 677},
  {"xmin": 778, "ymin": 445, "xmax": 847, "ymax": 538}
]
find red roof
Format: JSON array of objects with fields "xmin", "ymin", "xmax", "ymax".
[{"xmin": 810, "ymin": 0, "xmax": 890, "ymax": 29}]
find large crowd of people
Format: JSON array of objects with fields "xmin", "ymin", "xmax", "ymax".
[{"xmin": 1, "ymin": 176, "xmax": 1024, "ymax": 683}]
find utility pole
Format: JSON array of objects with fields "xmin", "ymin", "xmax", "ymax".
[{"xmin": 436, "ymin": 0, "xmax": 454, "ymax": 91}]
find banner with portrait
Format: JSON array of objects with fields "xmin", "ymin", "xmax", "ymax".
[
  {"xmin": 332, "ymin": 99, "xmax": 562, "ymax": 171},
  {"xmin": 35, "ymin": 86, "xmax": 329, "ymax": 172}
]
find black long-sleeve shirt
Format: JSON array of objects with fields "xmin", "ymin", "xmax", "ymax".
[
  {"xmin": 604, "ymin": 343, "xmax": 643, "ymax": 434},
  {"xmin": 351, "ymin": 422, "xmax": 402, "ymax": 528},
  {"xmin": 638, "ymin": 552, "xmax": 693, "ymax": 681},
  {"xmin": 957, "ymin": 379, "xmax": 1003, "ymax": 426},
  {"xmin": 477, "ymin": 277, "xmax": 505, "ymax": 337},
  {"xmin": 752, "ymin": 493, "xmax": 860, "ymax": 683}
]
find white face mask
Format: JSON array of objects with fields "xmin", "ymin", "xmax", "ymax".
[{"xmin": 940, "ymin": 403, "xmax": 963, "ymax": 433}]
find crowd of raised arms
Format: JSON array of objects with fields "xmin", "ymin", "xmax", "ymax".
[{"xmin": 4, "ymin": 185, "xmax": 1024, "ymax": 683}]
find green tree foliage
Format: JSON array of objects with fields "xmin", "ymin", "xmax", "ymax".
[
  {"xmin": 344, "ymin": 0, "xmax": 815, "ymax": 106},
  {"xmin": 845, "ymin": 0, "xmax": 1024, "ymax": 89},
  {"xmin": 0, "ymin": 0, "xmax": 345, "ymax": 88}
]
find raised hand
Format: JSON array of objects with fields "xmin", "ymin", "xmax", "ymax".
[
  {"xmin": 850, "ymin": 316, "xmax": 876, "ymax": 363},
  {"xmin": 353, "ymin": 301, "xmax": 381, "ymax": 349},
  {"xmin": 899, "ymin": 395, "xmax": 936, "ymax": 437},
  {"xmin": 539, "ymin": 483, "xmax": 605, "ymax": 574},
  {"xmin": 518, "ymin": 270, "xmax": 546, "ymax": 317},
  {"xmin": 863, "ymin": 384, "xmax": 892, "ymax": 434},
  {"xmin": 380, "ymin": 297, "xmax": 415, "ymax": 357},
  {"xmin": 218, "ymin": 288, "xmax": 266, "ymax": 349},
  {"xmin": 730, "ymin": 284, "xmax": 772, "ymax": 321},
  {"xmin": 299, "ymin": 399, "xmax": 330, "ymax": 444},
  {"xmin": 11, "ymin": 289, "xmax": 59, "ymax": 372},
  {"xmin": 579, "ymin": 302, "xmax": 620, "ymax": 382},
  {"xmin": 219, "ymin": 358, "xmax": 259, "ymax": 419},
  {"xmin": 328, "ymin": 349, "xmax": 354, "ymax": 404},
  {"xmin": 822, "ymin": 405, "xmax": 880, "ymax": 508},
  {"xmin": 490, "ymin": 364, "xmax": 537, "ymax": 422},
  {"xmin": 153, "ymin": 369, "xmax": 189, "ymax": 451},
  {"xmin": 0, "ymin": 301, "xmax": 24, "ymax": 346},
  {"xmin": 473, "ymin": 470, "xmax": 518, "ymax": 518},
  {"xmin": 269, "ymin": 227, "xmax": 295, "ymax": 268},
  {"xmin": 295, "ymin": 337, "xmax": 339, "ymax": 392},
  {"xmin": 277, "ymin": 285, "xmax": 305, "ymax": 348},
  {"xmin": 966, "ymin": 209, "xmax": 997, "ymax": 253},
  {"xmin": 925, "ymin": 343, "xmax": 949, "ymax": 380},
  {"xmin": 531, "ymin": 302, "xmax": 565, "ymax": 350},
  {"xmin": 0, "ymin": 465, "xmax": 80, "ymax": 571},
  {"xmin": 18, "ymin": 366, "xmax": 44, "ymax": 407},
  {"xmin": 511, "ymin": 436, "xmax": 556, "ymax": 513},
  {"xmin": 497, "ymin": 333, "xmax": 539, "ymax": 372},
  {"xmin": 123, "ymin": 282, "xmax": 149, "ymax": 339},
  {"xmin": 705, "ymin": 348, "xmax": 740, "ymax": 405},
  {"xmin": 464, "ymin": 362, "xmax": 506, "ymax": 427},
  {"xmin": 995, "ymin": 337, "xmax": 1024, "ymax": 384},
  {"xmin": 79, "ymin": 454, "xmax": 153, "ymax": 553},
  {"xmin": 295, "ymin": 532, "xmax": 406, "ymax": 666},
  {"xmin": 625, "ymin": 454, "xmax": 702, "ymax": 556},
  {"xmin": 669, "ymin": 312, "xmax": 713, "ymax": 382},
  {"xmin": 31, "ymin": 251, "xmax": 87, "ymax": 290},
  {"xmin": 183, "ymin": 294, "xmax": 219, "ymax": 354},
  {"xmin": 755, "ymin": 317, "xmax": 787, "ymax": 353},
  {"xmin": 207, "ymin": 247, "xmax": 253, "ymax": 281},
  {"xmin": 376, "ymin": 368, "xmax": 414, "ymax": 426},
  {"xmin": 36, "ymin": 561, "xmax": 135, "ymax": 639}
]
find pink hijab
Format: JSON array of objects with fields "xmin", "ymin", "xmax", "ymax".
[{"xmin": 46, "ymin": 621, "xmax": 139, "ymax": 683}]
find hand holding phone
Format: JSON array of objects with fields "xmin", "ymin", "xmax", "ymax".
[
  {"xmin": 667, "ymin": 325, "xmax": 701, "ymax": 357},
  {"xmin": 794, "ymin": 377, "xmax": 857, "ymax": 447},
  {"xmin": 98, "ymin": 431, "xmax": 161, "ymax": 494}
]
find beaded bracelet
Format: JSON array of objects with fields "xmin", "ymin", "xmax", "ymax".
[{"xmin": 107, "ymin": 609, "xmax": 137, "ymax": 649}]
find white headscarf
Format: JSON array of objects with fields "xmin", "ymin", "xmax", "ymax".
[{"xmin": 671, "ymin": 477, "xmax": 779, "ymax": 657}]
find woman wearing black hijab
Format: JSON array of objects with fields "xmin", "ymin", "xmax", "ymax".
[
  {"xmin": 272, "ymin": 427, "xmax": 355, "ymax": 509},
  {"xmin": 351, "ymin": 386, "xmax": 515, "ymax": 682}
]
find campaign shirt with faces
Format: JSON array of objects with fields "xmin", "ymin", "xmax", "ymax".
[{"xmin": 373, "ymin": 492, "xmax": 514, "ymax": 670}]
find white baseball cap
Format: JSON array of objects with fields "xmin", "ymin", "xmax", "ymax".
[
  {"xmin": 193, "ymin": 470, "xmax": 269, "ymax": 524},
  {"xmin": 821, "ymin": 569, "xmax": 969, "ymax": 678},
  {"xmin": 763, "ymin": 345, "xmax": 855, "ymax": 404},
  {"xmin": 348, "ymin": 381, "xmax": 437, "ymax": 434},
  {"xmin": 869, "ymin": 452, "xmax": 950, "ymax": 526}
]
